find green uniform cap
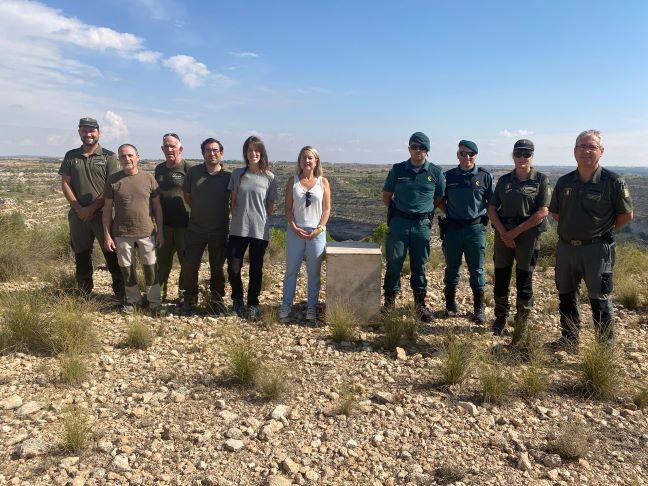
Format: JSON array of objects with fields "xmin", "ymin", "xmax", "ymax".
[
  {"xmin": 458, "ymin": 139, "xmax": 478, "ymax": 154},
  {"xmin": 79, "ymin": 117, "xmax": 99, "ymax": 128}
]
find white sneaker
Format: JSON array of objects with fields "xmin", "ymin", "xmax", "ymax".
[
  {"xmin": 278, "ymin": 305, "xmax": 291, "ymax": 322},
  {"xmin": 306, "ymin": 306, "xmax": 317, "ymax": 321}
]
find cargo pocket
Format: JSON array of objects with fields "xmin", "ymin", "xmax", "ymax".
[
  {"xmin": 600, "ymin": 272, "xmax": 613, "ymax": 294},
  {"xmin": 529, "ymin": 249, "xmax": 539, "ymax": 269}
]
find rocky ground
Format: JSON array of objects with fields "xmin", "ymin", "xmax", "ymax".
[{"xmin": 1, "ymin": 259, "xmax": 647, "ymax": 486}]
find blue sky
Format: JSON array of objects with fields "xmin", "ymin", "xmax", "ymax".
[{"xmin": 1, "ymin": 0, "xmax": 648, "ymax": 166}]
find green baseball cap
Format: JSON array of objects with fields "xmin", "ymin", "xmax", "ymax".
[{"xmin": 79, "ymin": 117, "xmax": 99, "ymax": 128}]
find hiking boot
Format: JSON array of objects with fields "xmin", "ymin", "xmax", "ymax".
[
  {"xmin": 444, "ymin": 286, "xmax": 457, "ymax": 317},
  {"xmin": 382, "ymin": 293, "xmax": 396, "ymax": 313},
  {"xmin": 233, "ymin": 299, "xmax": 245, "ymax": 317},
  {"xmin": 306, "ymin": 306, "xmax": 317, "ymax": 321},
  {"xmin": 414, "ymin": 293, "xmax": 434, "ymax": 323},
  {"xmin": 278, "ymin": 305, "xmax": 291, "ymax": 323},
  {"xmin": 472, "ymin": 290, "xmax": 486, "ymax": 325},
  {"xmin": 149, "ymin": 306, "xmax": 167, "ymax": 318},
  {"xmin": 121, "ymin": 303, "xmax": 136, "ymax": 315},
  {"xmin": 546, "ymin": 336, "xmax": 579, "ymax": 355},
  {"xmin": 177, "ymin": 302, "xmax": 195, "ymax": 316},
  {"xmin": 492, "ymin": 315, "xmax": 507, "ymax": 336},
  {"xmin": 248, "ymin": 305, "xmax": 261, "ymax": 321}
]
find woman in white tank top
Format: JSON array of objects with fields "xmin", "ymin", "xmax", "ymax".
[{"xmin": 279, "ymin": 146, "xmax": 331, "ymax": 322}]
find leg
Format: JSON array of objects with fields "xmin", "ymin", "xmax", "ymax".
[
  {"xmin": 227, "ymin": 235, "xmax": 249, "ymax": 307},
  {"xmin": 304, "ymin": 228, "xmax": 326, "ymax": 308},
  {"xmin": 383, "ymin": 218, "xmax": 409, "ymax": 306},
  {"xmin": 181, "ymin": 230, "xmax": 207, "ymax": 306},
  {"xmin": 247, "ymin": 238, "xmax": 269, "ymax": 306},
  {"xmin": 583, "ymin": 240, "xmax": 615, "ymax": 342},
  {"xmin": 115, "ymin": 237, "xmax": 141, "ymax": 306},
  {"xmin": 156, "ymin": 225, "xmax": 175, "ymax": 300},
  {"xmin": 175, "ymin": 227, "xmax": 187, "ymax": 300},
  {"xmin": 554, "ymin": 241, "xmax": 583, "ymax": 344},
  {"xmin": 137, "ymin": 236, "xmax": 161, "ymax": 309},
  {"xmin": 90, "ymin": 213, "xmax": 123, "ymax": 297},
  {"xmin": 409, "ymin": 219, "xmax": 433, "ymax": 322},
  {"xmin": 464, "ymin": 225, "xmax": 487, "ymax": 324},
  {"xmin": 68, "ymin": 209, "xmax": 95, "ymax": 292},
  {"xmin": 282, "ymin": 228, "xmax": 306, "ymax": 307},
  {"xmin": 207, "ymin": 233, "xmax": 228, "ymax": 308},
  {"xmin": 492, "ymin": 230, "xmax": 515, "ymax": 332},
  {"xmin": 442, "ymin": 225, "xmax": 463, "ymax": 290}
]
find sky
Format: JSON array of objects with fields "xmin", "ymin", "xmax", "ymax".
[{"xmin": 1, "ymin": 0, "xmax": 648, "ymax": 166}]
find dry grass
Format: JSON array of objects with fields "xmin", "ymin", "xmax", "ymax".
[
  {"xmin": 260, "ymin": 305, "xmax": 279, "ymax": 328},
  {"xmin": 552, "ymin": 422, "xmax": 590, "ymax": 460},
  {"xmin": 61, "ymin": 406, "xmax": 90, "ymax": 454},
  {"xmin": 336, "ymin": 380, "xmax": 359, "ymax": 416},
  {"xmin": 632, "ymin": 388, "xmax": 648, "ymax": 409},
  {"xmin": 439, "ymin": 332, "xmax": 473, "ymax": 386},
  {"xmin": 255, "ymin": 365, "xmax": 288, "ymax": 400},
  {"xmin": 326, "ymin": 298, "xmax": 359, "ymax": 342},
  {"xmin": 226, "ymin": 339, "xmax": 261, "ymax": 385},
  {"xmin": 125, "ymin": 316, "xmax": 153, "ymax": 350},
  {"xmin": 435, "ymin": 464, "xmax": 466, "ymax": 484},
  {"xmin": 580, "ymin": 340, "xmax": 620, "ymax": 398},
  {"xmin": 59, "ymin": 351, "xmax": 88, "ymax": 385},
  {"xmin": 382, "ymin": 305, "xmax": 418, "ymax": 351},
  {"xmin": 480, "ymin": 360, "xmax": 512, "ymax": 404}
]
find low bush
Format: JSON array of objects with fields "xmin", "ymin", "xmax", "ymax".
[
  {"xmin": 59, "ymin": 351, "xmax": 88, "ymax": 385},
  {"xmin": 520, "ymin": 363, "xmax": 548, "ymax": 397},
  {"xmin": 61, "ymin": 406, "xmax": 90, "ymax": 454},
  {"xmin": 125, "ymin": 316, "xmax": 153, "ymax": 350},
  {"xmin": 580, "ymin": 340, "xmax": 619, "ymax": 398},
  {"xmin": 382, "ymin": 306, "xmax": 418, "ymax": 351},
  {"xmin": 632, "ymin": 388, "xmax": 648, "ymax": 409},
  {"xmin": 439, "ymin": 333, "xmax": 472, "ymax": 386},
  {"xmin": 326, "ymin": 299, "xmax": 359, "ymax": 342},
  {"xmin": 226, "ymin": 339, "xmax": 260, "ymax": 385},
  {"xmin": 480, "ymin": 361, "xmax": 511, "ymax": 404},
  {"xmin": 336, "ymin": 380, "xmax": 359, "ymax": 416},
  {"xmin": 255, "ymin": 365, "xmax": 287, "ymax": 400},
  {"xmin": 552, "ymin": 422, "xmax": 590, "ymax": 460},
  {"xmin": 265, "ymin": 227, "xmax": 286, "ymax": 262}
]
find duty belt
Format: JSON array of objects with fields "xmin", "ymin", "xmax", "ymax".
[
  {"xmin": 447, "ymin": 217, "xmax": 482, "ymax": 226},
  {"xmin": 562, "ymin": 233, "xmax": 613, "ymax": 246},
  {"xmin": 392, "ymin": 208, "xmax": 432, "ymax": 221}
]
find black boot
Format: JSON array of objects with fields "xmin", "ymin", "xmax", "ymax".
[
  {"xmin": 472, "ymin": 290, "xmax": 486, "ymax": 325},
  {"xmin": 414, "ymin": 292, "xmax": 434, "ymax": 323},
  {"xmin": 590, "ymin": 297, "xmax": 614, "ymax": 343},
  {"xmin": 382, "ymin": 292, "xmax": 396, "ymax": 313},
  {"xmin": 548, "ymin": 291, "xmax": 580, "ymax": 352},
  {"xmin": 511, "ymin": 299, "xmax": 532, "ymax": 346},
  {"xmin": 492, "ymin": 295, "xmax": 509, "ymax": 336},
  {"xmin": 444, "ymin": 286, "xmax": 457, "ymax": 317}
]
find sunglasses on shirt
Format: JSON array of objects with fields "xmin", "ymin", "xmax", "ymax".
[{"xmin": 305, "ymin": 191, "xmax": 312, "ymax": 208}]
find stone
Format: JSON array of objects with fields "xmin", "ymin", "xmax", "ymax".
[
  {"xmin": 517, "ymin": 452, "xmax": 532, "ymax": 472},
  {"xmin": 111, "ymin": 454, "xmax": 131, "ymax": 472},
  {"xmin": 97, "ymin": 439, "xmax": 113, "ymax": 453},
  {"xmin": 259, "ymin": 420, "xmax": 284, "ymax": 440},
  {"xmin": 546, "ymin": 469, "xmax": 560, "ymax": 481},
  {"xmin": 6, "ymin": 429, "xmax": 29, "ymax": 446},
  {"xmin": 326, "ymin": 242, "xmax": 382, "ymax": 323},
  {"xmin": 219, "ymin": 410, "xmax": 238, "ymax": 423},
  {"xmin": 543, "ymin": 454, "xmax": 562, "ymax": 468},
  {"xmin": 225, "ymin": 439, "xmax": 245, "ymax": 452},
  {"xmin": 282, "ymin": 457, "xmax": 300, "ymax": 475},
  {"xmin": 457, "ymin": 401, "xmax": 478, "ymax": 416},
  {"xmin": 265, "ymin": 475, "xmax": 292, "ymax": 486},
  {"xmin": 16, "ymin": 400, "xmax": 45, "ymax": 417},
  {"xmin": 1, "ymin": 394, "xmax": 23, "ymax": 410},
  {"xmin": 373, "ymin": 391, "xmax": 395, "ymax": 404},
  {"xmin": 226, "ymin": 427, "xmax": 243, "ymax": 439},
  {"xmin": 16, "ymin": 438, "xmax": 48, "ymax": 458},
  {"xmin": 271, "ymin": 405, "xmax": 290, "ymax": 420},
  {"xmin": 59, "ymin": 456, "xmax": 80, "ymax": 470},
  {"xmin": 395, "ymin": 347, "xmax": 407, "ymax": 361}
]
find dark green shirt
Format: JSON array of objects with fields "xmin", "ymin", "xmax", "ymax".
[
  {"xmin": 549, "ymin": 165, "xmax": 633, "ymax": 241},
  {"xmin": 383, "ymin": 159, "xmax": 445, "ymax": 214},
  {"xmin": 155, "ymin": 160, "xmax": 191, "ymax": 228},
  {"xmin": 444, "ymin": 165, "xmax": 493, "ymax": 220},
  {"xmin": 183, "ymin": 163, "xmax": 231, "ymax": 235},
  {"xmin": 489, "ymin": 168, "xmax": 551, "ymax": 228},
  {"xmin": 58, "ymin": 144, "xmax": 119, "ymax": 207}
]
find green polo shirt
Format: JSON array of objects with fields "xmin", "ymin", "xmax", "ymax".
[
  {"xmin": 155, "ymin": 159, "xmax": 192, "ymax": 228},
  {"xmin": 183, "ymin": 163, "xmax": 231, "ymax": 235},
  {"xmin": 489, "ymin": 168, "xmax": 551, "ymax": 227},
  {"xmin": 383, "ymin": 159, "xmax": 445, "ymax": 214},
  {"xmin": 58, "ymin": 144, "xmax": 119, "ymax": 207},
  {"xmin": 549, "ymin": 165, "xmax": 633, "ymax": 241}
]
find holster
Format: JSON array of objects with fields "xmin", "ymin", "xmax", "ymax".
[{"xmin": 437, "ymin": 216, "xmax": 447, "ymax": 241}]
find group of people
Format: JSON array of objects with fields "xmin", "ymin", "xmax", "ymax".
[
  {"xmin": 59, "ymin": 118, "xmax": 330, "ymax": 321},
  {"xmin": 384, "ymin": 130, "xmax": 633, "ymax": 350},
  {"xmin": 60, "ymin": 117, "xmax": 634, "ymax": 351}
]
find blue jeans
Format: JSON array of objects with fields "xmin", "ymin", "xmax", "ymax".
[{"xmin": 282, "ymin": 227, "xmax": 326, "ymax": 308}]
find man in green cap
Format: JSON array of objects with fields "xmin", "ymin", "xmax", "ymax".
[
  {"xmin": 549, "ymin": 129, "xmax": 633, "ymax": 350},
  {"xmin": 382, "ymin": 132, "xmax": 445, "ymax": 321},
  {"xmin": 155, "ymin": 133, "xmax": 191, "ymax": 303},
  {"xmin": 441, "ymin": 140, "xmax": 493, "ymax": 325},
  {"xmin": 58, "ymin": 117, "xmax": 124, "ymax": 298}
]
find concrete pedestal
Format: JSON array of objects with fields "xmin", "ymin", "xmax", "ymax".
[{"xmin": 326, "ymin": 242, "xmax": 382, "ymax": 324}]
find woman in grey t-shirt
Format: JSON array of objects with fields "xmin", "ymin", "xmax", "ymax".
[{"xmin": 227, "ymin": 136, "xmax": 278, "ymax": 319}]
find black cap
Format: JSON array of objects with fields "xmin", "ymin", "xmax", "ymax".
[
  {"xmin": 514, "ymin": 139, "xmax": 534, "ymax": 151},
  {"xmin": 79, "ymin": 117, "xmax": 99, "ymax": 129}
]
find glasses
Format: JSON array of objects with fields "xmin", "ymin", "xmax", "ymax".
[
  {"xmin": 458, "ymin": 151, "xmax": 477, "ymax": 158},
  {"xmin": 205, "ymin": 148, "xmax": 222, "ymax": 153},
  {"xmin": 513, "ymin": 150, "xmax": 533, "ymax": 159},
  {"xmin": 305, "ymin": 191, "xmax": 312, "ymax": 208},
  {"xmin": 163, "ymin": 132, "xmax": 180, "ymax": 142},
  {"xmin": 409, "ymin": 144, "xmax": 427, "ymax": 151},
  {"xmin": 576, "ymin": 144, "xmax": 600, "ymax": 152}
]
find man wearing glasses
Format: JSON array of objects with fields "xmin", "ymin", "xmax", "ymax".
[
  {"xmin": 487, "ymin": 139, "xmax": 551, "ymax": 343},
  {"xmin": 382, "ymin": 132, "xmax": 445, "ymax": 321},
  {"xmin": 441, "ymin": 140, "xmax": 493, "ymax": 325},
  {"xmin": 178, "ymin": 138, "xmax": 231, "ymax": 315},
  {"xmin": 155, "ymin": 133, "xmax": 191, "ymax": 303},
  {"xmin": 548, "ymin": 130, "xmax": 633, "ymax": 350}
]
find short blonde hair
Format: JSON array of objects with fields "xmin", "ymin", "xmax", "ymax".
[{"xmin": 297, "ymin": 146, "xmax": 322, "ymax": 177}]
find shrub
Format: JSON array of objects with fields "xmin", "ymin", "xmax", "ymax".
[
  {"xmin": 0, "ymin": 289, "xmax": 51, "ymax": 354},
  {"xmin": 580, "ymin": 340, "xmax": 619, "ymax": 398},
  {"xmin": 125, "ymin": 316, "xmax": 153, "ymax": 350},
  {"xmin": 615, "ymin": 279, "xmax": 641, "ymax": 310},
  {"xmin": 516, "ymin": 324, "xmax": 546, "ymax": 365},
  {"xmin": 382, "ymin": 306, "xmax": 418, "ymax": 351},
  {"xmin": 435, "ymin": 464, "xmax": 466, "ymax": 484},
  {"xmin": 520, "ymin": 363, "xmax": 548, "ymax": 397},
  {"xmin": 226, "ymin": 340, "xmax": 260, "ymax": 385},
  {"xmin": 59, "ymin": 351, "xmax": 88, "ymax": 385},
  {"xmin": 632, "ymin": 388, "xmax": 648, "ymax": 409},
  {"xmin": 61, "ymin": 406, "xmax": 90, "ymax": 454},
  {"xmin": 326, "ymin": 298, "xmax": 359, "ymax": 342},
  {"xmin": 480, "ymin": 361, "xmax": 511, "ymax": 404},
  {"xmin": 265, "ymin": 227, "xmax": 286, "ymax": 262},
  {"xmin": 552, "ymin": 422, "xmax": 590, "ymax": 460},
  {"xmin": 336, "ymin": 380, "xmax": 358, "ymax": 416},
  {"xmin": 51, "ymin": 295, "xmax": 97, "ymax": 354},
  {"xmin": 46, "ymin": 269, "xmax": 77, "ymax": 293},
  {"xmin": 255, "ymin": 365, "xmax": 287, "ymax": 400},
  {"xmin": 439, "ymin": 333, "xmax": 472, "ymax": 386},
  {"xmin": 261, "ymin": 305, "xmax": 278, "ymax": 328}
]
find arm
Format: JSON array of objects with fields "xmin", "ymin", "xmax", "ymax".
[
  {"xmin": 183, "ymin": 191, "xmax": 191, "ymax": 207},
  {"xmin": 230, "ymin": 191, "xmax": 236, "ymax": 216},
  {"xmin": 102, "ymin": 198, "xmax": 116, "ymax": 252},
  {"xmin": 614, "ymin": 211, "xmax": 633, "ymax": 230},
  {"xmin": 151, "ymin": 195, "xmax": 165, "ymax": 248},
  {"xmin": 266, "ymin": 200, "xmax": 274, "ymax": 216},
  {"xmin": 61, "ymin": 175, "xmax": 101, "ymax": 222},
  {"xmin": 551, "ymin": 212, "xmax": 560, "ymax": 222},
  {"xmin": 487, "ymin": 203, "xmax": 515, "ymax": 249},
  {"xmin": 506, "ymin": 206, "xmax": 549, "ymax": 239},
  {"xmin": 310, "ymin": 177, "xmax": 331, "ymax": 240},
  {"xmin": 382, "ymin": 191, "xmax": 393, "ymax": 207},
  {"xmin": 284, "ymin": 178, "xmax": 308, "ymax": 238},
  {"xmin": 435, "ymin": 196, "xmax": 446, "ymax": 213}
]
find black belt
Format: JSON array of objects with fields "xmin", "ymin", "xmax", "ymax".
[
  {"xmin": 392, "ymin": 208, "xmax": 432, "ymax": 221},
  {"xmin": 447, "ymin": 217, "xmax": 482, "ymax": 226},
  {"xmin": 561, "ymin": 233, "xmax": 613, "ymax": 246}
]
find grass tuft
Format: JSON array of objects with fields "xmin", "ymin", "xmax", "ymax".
[
  {"xmin": 439, "ymin": 333, "xmax": 472, "ymax": 386},
  {"xmin": 435, "ymin": 464, "xmax": 466, "ymax": 484},
  {"xmin": 480, "ymin": 359, "xmax": 511, "ymax": 404},
  {"xmin": 125, "ymin": 316, "xmax": 153, "ymax": 350},
  {"xmin": 336, "ymin": 380, "xmax": 359, "ymax": 416},
  {"xmin": 255, "ymin": 365, "xmax": 288, "ymax": 400},
  {"xmin": 632, "ymin": 388, "xmax": 648, "ymax": 409},
  {"xmin": 260, "ymin": 305, "xmax": 279, "ymax": 328},
  {"xmin": 226, "ymin": 340, "xmax": 261, "ymax": 385},
  {"xmin": 552, "ymin": 422, "xmax": 590, "ymax": 460},
  {"xmin": 59, "ymin": 351, "xmax": 88, "ymax": 385},
  {"xmin": 265, "ymin": 227, "xmax": 286, "ymax": 262},
  {"xmin": 520, "ymin": 363, "xmax": 548, "ymax": 397},
  {"xmin": 382, "ymin": 306, "xmax": 418, "ymax": 350},
  {"xmin": 580, "ymin": 340, "xmax": 619, "ymax": 398},
  {"xmin": 61, "ymin": 406, "xmax": 90, "ymax": 454},
  {"xmin": 326, "ymin": 298, "xmax": 359, "ymax": 342},
  {"xmin": 615, "ymin": 279, "xmax": 641, "ymax": 310}
]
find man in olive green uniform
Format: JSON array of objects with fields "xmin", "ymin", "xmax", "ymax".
[
  {"xmin": 155, "ymin": 133, "xmax": 191, "ymax": 302},
  {"xmin": 178, "ymin": 138, "xmax": 231, "ymax": 315},
  {"xmin": 382, "ymin": 132, "xmax": 445, "ymax": 322},
  {"xmin": 58, "ymin": 117, "xmax": 124, "ymax": 298},
  {"xmin": 487, "ymin": 139, "xmax": 551, "ymax": 342},
  {"xmin": 549, "ymin": 130, "xmax": 633, "ymax": 350}
]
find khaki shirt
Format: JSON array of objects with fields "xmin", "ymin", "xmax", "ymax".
[
  {"xmin": 184, "ymin": 164, "xmax": 231, "ymax": 235},
  {"xmin": 489, "ymin": 168, "xmax": 551, "ymax": 228},
  {"xmin": 58, "ymin": 144, "xmax": 119, "ymax": 207},
  {"xmin": 549, "ymin": 166, "xmax": 633, "ymax": 241},
  {"xmin": 104, "ymin": 171, "xmax": 159, "ymax": 238}
]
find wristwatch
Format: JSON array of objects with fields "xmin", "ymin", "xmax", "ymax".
[{"xmin": 317, "ymin": 225, "xmax": 326, "ymax": 232}]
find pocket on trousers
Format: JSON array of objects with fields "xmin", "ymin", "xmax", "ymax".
[{"xmin": 600, "ymin": 272, "xmax": 613, "ymax": 294}]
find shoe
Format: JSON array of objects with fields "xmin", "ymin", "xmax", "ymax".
[
  {"xmin": 472, "ymin": 290, "xmax": 486, "ymax": 325},
  {"xmin": 178, "ymin": 302, "xmax": 195, "ymax": 316},
  {"xmin": 248, "ymin": 305, "xmax": 261, "ymax": 321},
  {"xmin": 444, "ymin": 287, "xmax": 457, "ymax": 317},
  {"xmin": 232, "ymin": 299, "xmax": 245, "ymax": 316},
  {"xmin": 121, "ymin": 303, "xmax": 136, "ymax": 315},
  {"xmin": 278, "ymin": 305, "xmax": 291, "ymax": 323},
  {"xmin": 546, "ymin": 337, "xmax": 579, "ymax": 354},
  {"xmin": 492, "ymin": 315, "xmax": 507, "ymax": 336},
  {"xmin": 306, "ymin": 307, "xmax": 317, "ymax": 321},
  {"xmin": 414, "ymin": 293, "xmax": 434, "ymax": 323},
  {"xmin": 150, "ymin": 306, "xmax": 167, "ymax": 317},
  {"xmin": 382, "ymin": 293, "xmax": 396, "ymax": 313}
]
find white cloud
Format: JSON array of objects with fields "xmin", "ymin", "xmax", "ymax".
[
  {"xmin": 101, "ymin": 111, "xmax": 129, "ymax": 142},
  {"xmin": 163, "ymin": 55, "xmax": 210, "ymax": 87},
  {"xmin": 231, "ymin": 51, "xmax": 259, "ymax": 58},
  {"xmin": 498, "ymin": 129, "xmax": 534, "ymax": 138},
  {"xmin": 131, "ymin": 50, "xmax": 163, "ymax": 63}
]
